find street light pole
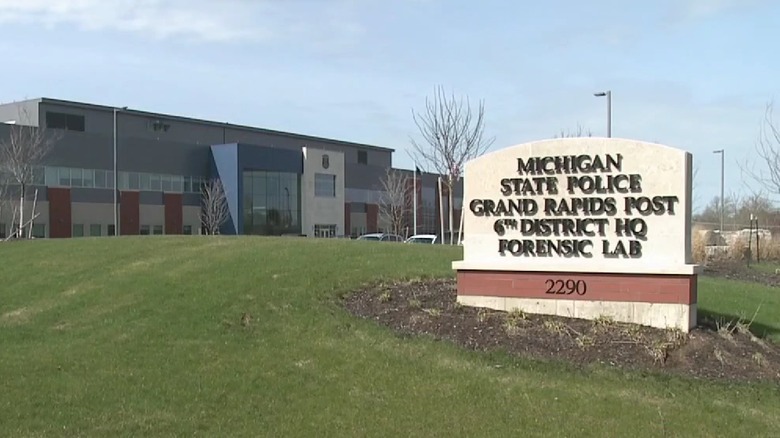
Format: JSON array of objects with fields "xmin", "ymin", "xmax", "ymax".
[
  {"xmin": 113, "ymin": 106, "xmax": 128, "ymax": 236},
  {"xmin": 593, "ymin": 90, "xmax": 612, "ymax": 137},
  {"xmin": 113, "ymin": 108, "xmax": 118, "ymax": 236},
  {"xmin": 713, "ymin": 149, "xmax": 725, "ymax": 233}
]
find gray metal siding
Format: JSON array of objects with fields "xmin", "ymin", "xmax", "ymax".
[
  {"xmin": 3, "ymin": 99, "xmax": 410, "ymax": 207},
  {"xmin": 238, "ymin": 144, "xmax": 303, "ymax": 173},
  {"xmin": 344, "ymin": 163, "xmax": 386, "ymax": 190},
  {"xmin": 225, "ymin": 126, "xmax": 392, "ymax": 167},
  {"xmin": 0, "ymin": 99, "xmax": 41, "ymax": 126},
  {"xmin": 119, "ymin": 136, "xmax": 211, "ymax": 176},
  {"xmin": 119, "ymin": 112, "xmax": 224, "ymax": 145},
  {"xmin": 182, "ymin": 193, "xmax": 201, "ymax": 206},
  {"xmin": 42, "ymin": 132, "xmax": 388, "ymax": 191},
  {"xmin": 42, "ymin": 131, "xmax": 211, "ymax": 176},
  {"xmin": 44, "ymin": 131, "xmax": 113, "ymax": 169},
  {"xmin": 71, "ymin": 188, "xmax": 111, "ymax": 203},
  {"xmin": 38, "ymin": 101, "xmax": 393, "ymax": 166},
  {"xmin": 139, "ymin": 191, "xmax": 163, "ymax": 205}
]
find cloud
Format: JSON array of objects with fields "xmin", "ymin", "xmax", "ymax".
[
  {"xmin": 0, "ymin": 0, "xmax": 373, "ymax": 44},
  {"xmin": 666, "ymin": 0, "xmax": 769, "ymax": 23},
  {"xmin": 680, "ymin": 0, "xmax": 748, "ymax": 18}
]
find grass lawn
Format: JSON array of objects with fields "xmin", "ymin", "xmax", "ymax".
[
  {"xmin": 746, "ymin": 261, "xmax": 780, "ymax": 276},
  {"xmin": 1, "ymin": 236, "xmax": 779, "ymax": 437},
  {"xmin": 698, "ymin": 276, "xmax": 780, "ymax": 342}
]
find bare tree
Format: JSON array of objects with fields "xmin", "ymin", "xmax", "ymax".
[
  {"xmin": 410, "ymin": 85, "xmax": 495, "ymax": 244},
  {"xmin": 694, "ymin": 190, "xmax": 778, "ymax": 230},
  {"xmin": 378, "ymin": 168, "xmax": 412, "ymax": 237},
  {"xmin": 0, "ymin": 108, "xmax": 60, "ymax": 238},
  {"xmin": 201, "ymin": 178, "xmax": 229, "ymax": 235},
  {"xmin": 0, "ymin": 172, "xmax": 9, "ymax": 238},
  {"xmin": 740, "ymin": 101, "xmax": 780, "ymax": 199},
  {"xmin": 691, "ymin": 164, "xmax": 701, "ymax": 213},
  {"xmin": 554, "ymin": 124, "xmax": 592, "ymax": 138}
]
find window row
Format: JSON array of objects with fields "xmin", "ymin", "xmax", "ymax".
[
  {"xmin": 72, "ymin": 224, "xmax": 112, "ymax": 237},
  {"xmin": 42, "ymin": 166, "xmax": 208, "ymax": 193},
  {"xmin": 0, "ymin": 223, "xmax": 46, "ymax": 239},
  {"xmin": 71, "ymin": 224, "xmax": 197, "ymax": 237}
]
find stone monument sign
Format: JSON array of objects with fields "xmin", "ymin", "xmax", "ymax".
[{"xmin": 452, "ymin": 138, "xmax": 700, "ymax": 331}]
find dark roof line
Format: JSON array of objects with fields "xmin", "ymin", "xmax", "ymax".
[{"xmin": 35, "ymin": 97, "xmax": 395, "ymax": 153}]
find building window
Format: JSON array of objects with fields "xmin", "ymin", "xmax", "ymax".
[
  {"xmin": 89, "ymin": 224, "xmax": 102, "ymax": 236},
  {"xmin": 140, "ymin": 225, "xmax": 150, "ymax": 235},
  {"xmin": 314, "ymin": 173, "xmax": 336, "ymax": 198},
  {"xmin": 93, "ymin": 170, "xmax": 106, "ymax": 188},
  {"xmin": 82, "ymin": 169, "xmax": 94, "ymax": 188},
  {"xmin": 33, "ymin": 167, "xmax": 45, "ymax": 185},
  {"xmin": 41, "ymin": 165, "xmax": 204, "ymax": 194},
  {"xmin": 357, "ymin": 150, "xmax": 368, "ymax": 165},
  {"xmin": 108, "ymin": 224, "xmax": 116, "ymax": 236},
  {"xmin": 31, "ymin": 224, "xmax": 45, "ymax": 238},
  {"xmin": 183, "ymin": 225, "xmax": 193, "ymax": 235},
  {"xmin": 45, "ymin": 167, "xmax": 59, "ymax": 186},
  {"xmin": 242, "ymin": 170, "xmax": 301, "ymax": 236},
  {"xmin": 171, "ymin": 175, "xmax": 183, "ymax": 192},
  {"xmin": 46, "ymin": 111, "xmax": 85, "ymax": 132},
  {"xmin": 140, "ymin": 173, "xmax": 151, "ymax": 191},
  {"xmin": 58, "ymin": 167, "xmax": 70, "ymax": 186},
  {"xmin": 72, "ymin": 224, "xmax": 84, "ymax": 237},
  {"xmin": 314, "ymin": 224, "xmax": 337, "ymax": 238},
  {"xmin": 150, "ymin": 174, "xmax": 161, "ymax": 191},
  {"xmin": 161, "ymin": 175, "xmax": 172, "ymax": 192},
  {"xmin": 153, "ymin": 225, "xmax": 164, "ymax": 235},
  {"xmin": 128, "ymin": 172, "xmax": 140, "ymax": 190},
  {"xmin": 70, "ymin": 168, "xmax": 83, "ymax": 187}
]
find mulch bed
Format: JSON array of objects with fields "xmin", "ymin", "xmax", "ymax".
[{"xmin": 342, "ymin": 278, "xmax": 780, "ymax": 384}]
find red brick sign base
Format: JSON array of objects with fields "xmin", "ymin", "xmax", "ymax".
[{"xmin": 456, "ymin": 270, "xmax": 697, "ymax": 305}]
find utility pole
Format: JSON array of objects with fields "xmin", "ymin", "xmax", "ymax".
[
  {"xmin": 113, "ymin": 106, "xmax": 128, "ymax": 236},
  {"xmin": 413, "ymin": 164, "xmax": 417, "ymax": 235},
  {"xmin": 713, "ymin": 149, "xmax": 725, "ymax": 233}
]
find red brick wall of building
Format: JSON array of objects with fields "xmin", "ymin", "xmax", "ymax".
[
  {"xmin": 120, "ymin": 191, "xmax": 140, "ymax": 235},
  {"xmin": 344, "ymin": 202, "xmax": 351, "ymax": 236},
  {"xmin": 366, "ymin": 203, "xmax": 378, "ymax": 233},
  {"xmin": 48, "ymin": 187, "xmax": 72, "ymax": 238},
  {"xmin": 164, "ymin": 193, "xmax": 183, "ymax": 235}
]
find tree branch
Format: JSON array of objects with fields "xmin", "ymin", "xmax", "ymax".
[
  {"xmin": 739, "ymin": 101, "xmax": 780, "ymax": 202},
  {"xmin": 409, "ymin": 85, "xmax": 495, "ymax": 186},
  {"xmin": 378, "ymin": 168, "xmax": 412, "ymax": 236},
  {"xmin": 201, "ymin": 178, "xmax": 229, "ymax": 235}
]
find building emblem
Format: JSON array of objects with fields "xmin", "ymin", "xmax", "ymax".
[{"xmin": 322, "ymin": 154, "xmax": 330, "ymax": 169}]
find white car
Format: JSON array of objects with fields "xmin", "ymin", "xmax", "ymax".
[
  {"xmin": 357, "ymin": 233, "xmax": 405, "ymax": 242},
  {"xmin": 405, "ymin": 234, "xmax": 438, "ymax": 244}
]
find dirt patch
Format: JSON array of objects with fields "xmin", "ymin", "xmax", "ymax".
[
  {"xmin": 702, "ymin": 260, "xmax": 780, "ymax": 287},
  {"xmin": 342, "ymin": 278, "xmax": 780, "ymax": 384}
]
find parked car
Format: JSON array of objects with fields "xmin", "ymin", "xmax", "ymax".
[
  {"xmin": 405, "ymin": 234, "xmax": 438, "ymax": 244},
  {"xmin": 356, "ymin": 233, "xmax": 405, "ymax": 242}
]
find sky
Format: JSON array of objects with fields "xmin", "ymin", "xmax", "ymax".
[{"xmin": 0, "ymin": 0, "xmax": 778, "ymax": 211}]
